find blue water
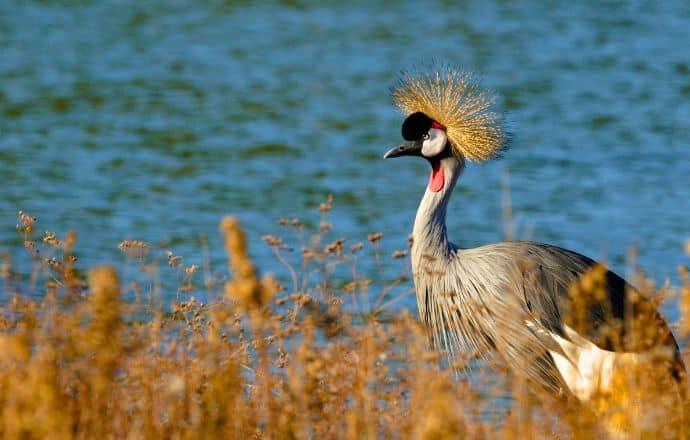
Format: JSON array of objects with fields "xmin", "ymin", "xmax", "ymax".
[{"xmin": 1, "ymin": 1, "xmax": 689, "ymax": 315}]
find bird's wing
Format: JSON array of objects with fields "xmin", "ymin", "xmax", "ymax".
[
  {"xmin": 511, "ymin": 242, "xmax": 678, "ymax": 354},
  {"xmin": 441, "ymin": 242, "xmax": 684, "ymax": 396},
  {"xmin": 511, "ymin": 242, "xmax": 689, "ymax": 401}
]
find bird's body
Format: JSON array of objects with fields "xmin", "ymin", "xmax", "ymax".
[
  {"xmin": 384, "ymin": 65, "xmax": 687, "ymax": 423},
  {"xmin": 410, "ymin": 155, "xmax": 685, "ymax": 399}
]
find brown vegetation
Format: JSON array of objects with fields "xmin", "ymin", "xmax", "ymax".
[{"xmin": 1, "ymin": 203, "xmax": 689, "ymax": 439}]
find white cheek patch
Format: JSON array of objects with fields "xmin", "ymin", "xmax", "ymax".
[{"xmin": 422, "ymin": 128, "xmax": 447, "ymax": 157}]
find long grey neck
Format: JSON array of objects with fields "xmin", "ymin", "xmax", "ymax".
[{"xmin": 412, "ymin": 156, "xmax": 464, "ymax": 263}]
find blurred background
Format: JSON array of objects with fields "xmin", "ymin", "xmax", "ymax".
[{"xmin": 1, "ymin": 0, "xmax": 688, "ymax": 313}]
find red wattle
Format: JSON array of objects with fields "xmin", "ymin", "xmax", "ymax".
[{"xmin": 429, "ymin": 162, "xmax": 444, "ymax": 192}]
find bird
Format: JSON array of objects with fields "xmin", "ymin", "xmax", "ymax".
[{"xmin": 382, "ymin": 65, "xmax": 687, "ymax": 427}]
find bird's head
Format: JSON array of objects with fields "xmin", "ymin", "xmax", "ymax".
[
  {"xmin": 383, "ymin": 65, "xmax": 508, "ymax": 193},
  {"xmin": 383, "ymin": 111, "xmax": 453, "ymax": 192}
]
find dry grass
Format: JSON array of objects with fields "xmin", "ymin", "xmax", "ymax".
[{"xmin": 1, "ymin": 203, "xmax": 689, "ymax": 439}]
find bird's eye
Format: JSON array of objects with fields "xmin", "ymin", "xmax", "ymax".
[{"xmin": 422, "ymin": 133, "xmax": 430, "ymax": 140}]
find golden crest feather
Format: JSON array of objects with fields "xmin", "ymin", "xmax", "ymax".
[{"xmin": 393, "ymin": 65, "xmax": 507, "ymax": 162}]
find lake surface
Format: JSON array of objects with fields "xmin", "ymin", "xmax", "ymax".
[{"xmin": 1, "ymin": 1, "xmax": 689, "ymax": 316}]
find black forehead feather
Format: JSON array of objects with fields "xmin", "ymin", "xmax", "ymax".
[{"xmin": 401, "ymin": 112, "xmax": 433, "ymax": 141}]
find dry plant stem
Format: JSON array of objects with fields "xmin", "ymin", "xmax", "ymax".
[
  {"xmin": 375, "ymin": 285, "xmax": 416, "ymax": 315},
  {"xmin": 372, "ymin": 275, "xmax": 405, "ymax": 314},
  {"xmin": 270, "ymin": 245, "xmax": 299, "ymax": 295},
  {"xmin": 370, "ymin": 238, "xmax": 384, "ymax": 276},
  {"xmin": 501, "ymin": 168, "xmax": 515, "ymax": 242}
]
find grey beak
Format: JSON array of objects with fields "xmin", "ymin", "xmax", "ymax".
[{"xmin": 383, "ymin": 140, "xmax": 423, "ymax": 159}]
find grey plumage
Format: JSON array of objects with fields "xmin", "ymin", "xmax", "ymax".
[{"xmin": 407, "ymin": 154, "xmax": 685, "ymax": 397}]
